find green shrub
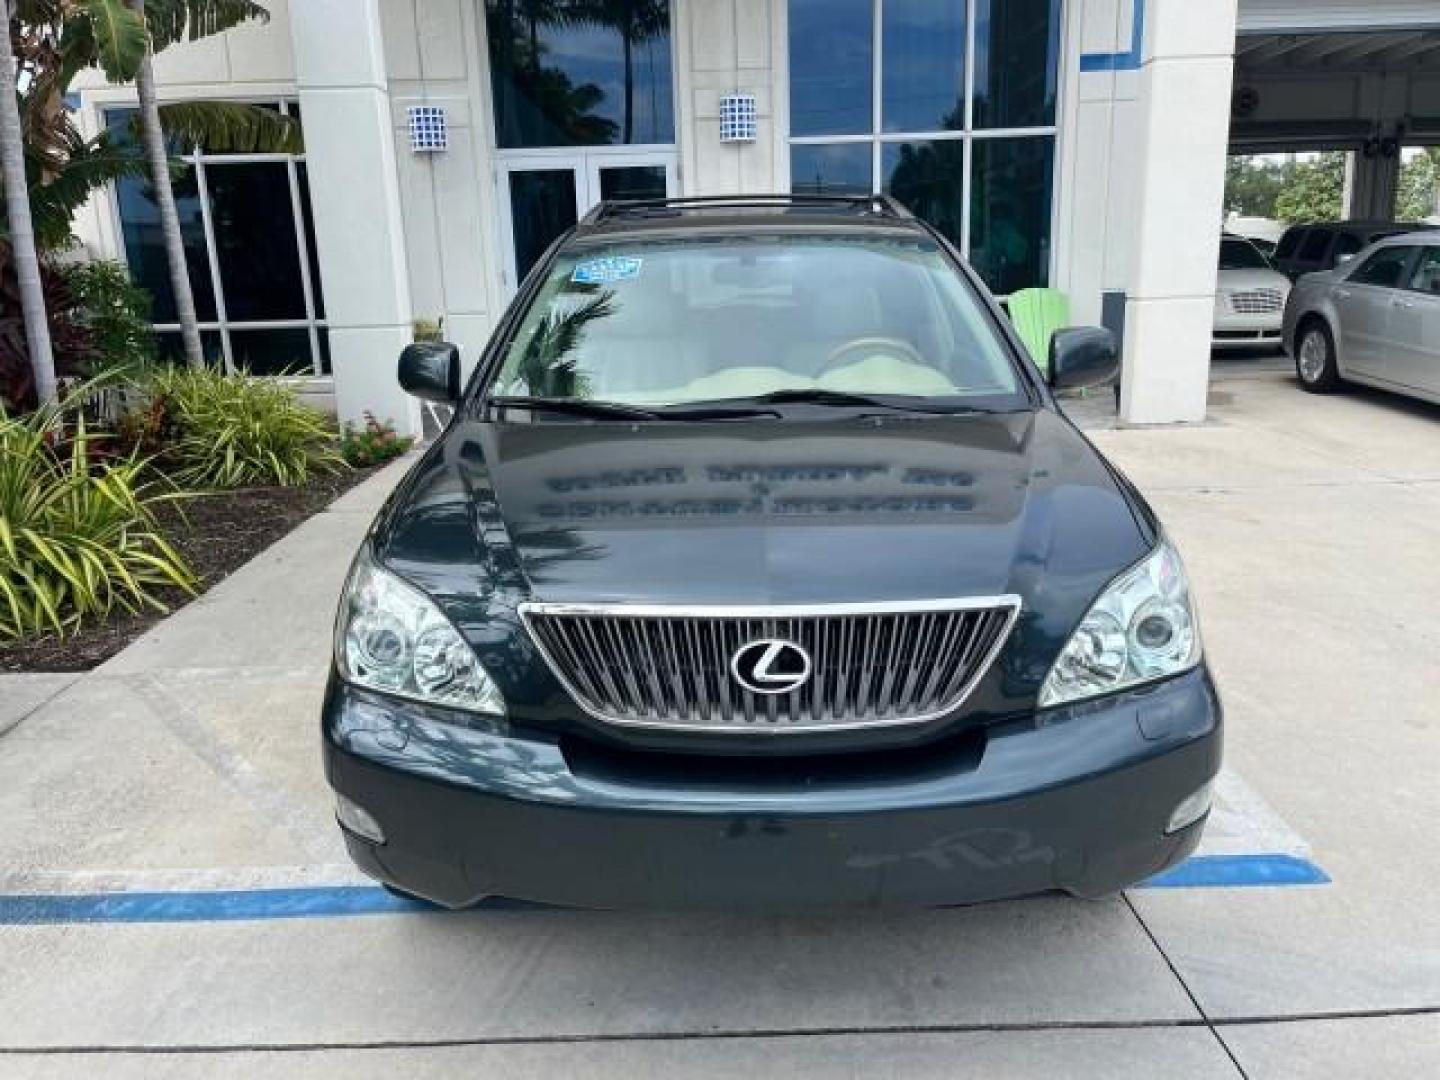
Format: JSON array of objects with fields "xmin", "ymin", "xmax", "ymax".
[
  {"xmin": 58, "ymin": 261, "xmax": 156, "ymax": 376},
  {"xmin": 144, "ymin": 367, "xmax": 344, "ymax": 488},
  {"xmin": 0, "ymin": 395, "xmax": 196, "ymax": 642},
  {"xmin": 340, "ymin": 411, "xmax": 414, "ymax": 468}
]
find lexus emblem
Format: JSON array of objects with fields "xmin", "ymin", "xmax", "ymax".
[{"xmin": 730, "ymin": 639, "xmax": 812, "ymax": 695}]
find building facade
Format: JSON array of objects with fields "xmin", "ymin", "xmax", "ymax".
[{"xmin": 68, "ymin": 0, "xmax": 1440, "ymax": 432}]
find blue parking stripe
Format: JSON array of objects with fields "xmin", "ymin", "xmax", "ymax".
[
  {"xmin": 1139, "ymin": 853, "xmax": 1331, "ymax": 889},
  {"xmin": 0, "ymin": 886, "xmax": 423, "ymax": 924},
  {"xmin": 0, "ymin": 854, "xmax": 1330, "ymax": 925}
]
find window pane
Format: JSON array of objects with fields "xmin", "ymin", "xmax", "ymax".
[
  {"xmin": 970, "ymin": 136, "xmax": 1054, "ymax": 294},
  {"xmin": 509, "ymin": 169, "xmax": 579, "ymax": 283},
  {"xmin": 1351, "ymin": 247, "xmax": 1415, "ymax": 288},
  {"xmin": 229, "ymin": 327, "xmax": 315, "ymax": 376},
  {"xmin": 154, "ymin": 330, "xmax": 225, "ymax": 367},
  {"xmin": 882, "ymin": 139, "xmax": 966, "ymax": 248},
  {"xmin": 317, "ymin": 328, "xmax": 331, "ymax": 375},
  {"xmin": 974, "ymin": 0, "xmax": 1060, "ymax": 128},
  {"xmin": 297, "ymin": 162, "xmax": 325, "ymax": 319},
  {"xmin": 792, "ymin": 143, "xmax": 873, "ymax": 194},
  {"xmin": 104, "ymin": 106, "xmax": 185, "ymax": 154},
  {"xmin": 1409, "ymin": 248, "xmax": 1440, "ymax": 294},
  {"xmin": 883, "ymin": 0, "xmax": 966, "ymax": 134},
  {"xmin": 789, "ymin": 0, "xmax": 872, "ymax": 137},
  {"xmin": 115, "ymin": 170, "xmax": 217, "ymax": 324},
  {"xmin": 206, "ymin": 163, "xmax": 306, "ymax": 321},
  {"xmin": 486, "ymin": 0, "xmax": 674, "ymax": 147},
  {"xmin": 598, "ymin": 164, "xmax": 667, "ymax": 201}
]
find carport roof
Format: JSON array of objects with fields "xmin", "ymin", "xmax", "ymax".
[{"xmin": 1236, "ymin": 29, "xmax": 1440, "ymax": 74}]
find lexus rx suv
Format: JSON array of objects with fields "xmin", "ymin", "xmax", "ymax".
[{"xmin": 324, "ymin": 194, "xmax": 1222, "ymax": 910}]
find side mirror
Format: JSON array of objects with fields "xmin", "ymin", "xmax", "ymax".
[
  {"xmin": 398, "ymin": 341, "xmax": 461, "ymax": 403},
  {"xmin": 1048, "ymin": 327, "xmax": 1118, "ymax": 391},
  {"xmin": 1335, "ymin": 252, "xmax": 1356, "ymax": 265}
]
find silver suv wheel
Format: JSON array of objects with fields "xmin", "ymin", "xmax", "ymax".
[{"xmin": 1298, "ymin": 328, "xmax": 1328, "ymax": 383}]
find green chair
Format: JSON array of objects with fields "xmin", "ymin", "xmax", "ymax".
[{"xmin": 1007, "ymin": 287, "xmax": 1070, "ymax": 376}]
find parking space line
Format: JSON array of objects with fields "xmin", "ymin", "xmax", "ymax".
[
  {"xmin": 1138, "ymin": 853, "xmax": 1329, "ymax": 889},
  {"xmin": 0, "ymin": 853, "xmax": 1330, "ymax": 925}
]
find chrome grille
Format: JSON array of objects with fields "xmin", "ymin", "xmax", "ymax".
[
  {"xmin": 521, "ymin": 599, "xmax": 1020, "ymax": 733},
  {"xmin": 1227, "ymin": 288, "xmax": 1284, "ymax": 314}
]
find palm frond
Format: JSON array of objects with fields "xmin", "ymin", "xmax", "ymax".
[
  {"xmin": 18, "ymin": 129, "xmax": 153, "ymax": 249},
  {"xmin": 152, "ymin": 100, "xmax": 304, "ymax": 154},
  {"xmin": 143, "ymin": 0, "xmax": 270, "ymax": 52},
  {"xmin": 76, "ymin": 0, "xmax": 150, "ymax": 82}
]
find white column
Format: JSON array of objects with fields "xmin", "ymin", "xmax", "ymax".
[
  {"xmin": 290, "ymin": 0, "xmax": 420, "ymax": 435},
  {"xmin": 1119, "ymin": 0, "xmax": 1238, "ymax": 425},
  {"xmin": 674, "ymin": 0, "xmax": 786, "ymax": 196}
]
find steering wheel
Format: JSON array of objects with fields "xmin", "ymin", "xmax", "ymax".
[{"xmin": 820, "ymin": 336, "xmax": 925, "ymax": 376}]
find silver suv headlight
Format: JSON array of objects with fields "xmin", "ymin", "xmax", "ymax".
[
  {"xmin": 1038, "ymin": 539, "xmax": 1202, "ymax": 708},
  {"xmin": 335, "ymin": 546, "xmax": 505, "ymax": 716}
]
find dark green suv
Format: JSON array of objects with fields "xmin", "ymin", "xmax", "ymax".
[{"xmin": 323, "ymin": 195, "xmax": 1221, "ymax": 909}]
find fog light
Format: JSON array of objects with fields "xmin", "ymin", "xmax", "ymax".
[
  {"xmin": 1166, "ymin": 781, "xmax": 1213, "ymax": 834},
  {"xmin": 335, "ymin": 794, "xmax": 386, "ymax": 844}
]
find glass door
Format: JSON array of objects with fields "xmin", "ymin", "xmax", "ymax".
[{"xmin": 498, "ymin": 150, "xmax": 676, "ymax": 293}]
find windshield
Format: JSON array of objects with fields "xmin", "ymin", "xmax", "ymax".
[
  {"xmin": 1219, "ymin": 238, "xmax": 1270, "ymax": 271},
  {"xmin": 490, "ymin": 234, "xmax": 1025, "ymax": 410}
]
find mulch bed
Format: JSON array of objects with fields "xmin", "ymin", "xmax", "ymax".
[{"xmin": 0, "ymin": 465, "xmax": 380, "ymax": 675}]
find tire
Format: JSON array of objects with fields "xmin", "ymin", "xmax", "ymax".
[{"xmin": 1295, "ymin": 319, "xmax": 1341, "ymax": 393}]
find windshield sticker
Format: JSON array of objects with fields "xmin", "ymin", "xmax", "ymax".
[{"xmin": 572, "ymin": 256, "xmax": 642, "ymax": 284}]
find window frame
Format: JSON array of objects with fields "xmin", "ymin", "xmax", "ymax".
[
  {"xmin": 104, "ymin": 99, "xmax": 328, "ymax": 377},
  {"xmin": 786, "ymin": 0, "xmax": 1061, "ymax": 295}
]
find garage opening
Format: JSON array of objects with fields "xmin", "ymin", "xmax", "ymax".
[{"xmin": 1215, "ymin": 26, "xmax": 1440, "ymax": 385}]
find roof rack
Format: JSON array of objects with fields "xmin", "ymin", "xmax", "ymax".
[{"xmin": 583, "ymin": 192, "xmax": 914, "ymax": 225}]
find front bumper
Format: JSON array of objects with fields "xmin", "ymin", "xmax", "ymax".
[{"xmin": 323, "ymin": 667, "xmax": 1222, "ymax": 910}]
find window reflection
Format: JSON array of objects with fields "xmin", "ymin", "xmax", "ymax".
[
  {"xmin": 791, "ymin": 144, "xmax": 873, "ymax": 195},
  {"xmin": 883, "ymin": 0, "xmax": 966, "ymax": 134},
  {"xmin": 973, "ymin": 0, "xmax": 1060, "ymax": 129},
  {"xmin": 486, "ymin": 0, "xmax": 674, "ymax": 148},
  {"xmin": 789, "ymin": 0, "xmax": 872, "ymax": 137},
  {"xmin": 970, "ymin": 136, "xmax": 1053, "ymax": 294},
  {"xmin": 883, "ymin": 140, "xmax": 966, "ymax": 249},
  {"xmin": 598, "ymin": 165, "xmax": 667, "ymax": 201},
  {"xmin": 229, "ymin": 327, "xmax": 315, "ymax": 377},
  {"xmin": 509, "ymin": 169, "xmax": 579, "ymax": 283},
  {"xmin": 787, "ymin": 1, "xmax": 1058, "ymax": 295},
  {"xmin": 114, "ymin": 169, "xmax": 217, "ymax": 324},
  {"xmin": 207, "ymin": 163, "xmax": 306, "ymax": 321}
]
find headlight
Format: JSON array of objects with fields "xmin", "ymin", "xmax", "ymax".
[
  {"xmin": 1038, "ymin": 539, "xmax": 1201, "ymax": 708},
  {"xmin": 335, "ymin": 546, "xmax": 505, "ymax": 716}
]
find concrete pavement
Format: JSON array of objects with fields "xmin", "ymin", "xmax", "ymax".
[{"xmin": 2, "ymin": 368, "xmax": 1438, "ymax": 1077}]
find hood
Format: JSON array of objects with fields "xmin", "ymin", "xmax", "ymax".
[
  {"xmin": 1216, "ymin": 267, "xmax": 1291, "ymax": 293},
  {"xmin": 374, "ymin": 410, "xmax": 1157, "ymax": 735}
]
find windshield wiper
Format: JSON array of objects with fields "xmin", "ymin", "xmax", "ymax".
[
  {"xmin": 486, "ymin": 396, "xmax": 780, "ymax": 422},
  {"xmin": 486, "ymin": 396, "xmax": 665, "ymax": 421},
  {"xmin": 751, "ymin": 389, "xmax": 994, "ymax": 415}
]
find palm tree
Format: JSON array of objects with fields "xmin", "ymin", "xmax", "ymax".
[
  {"xmin": 0, "ymin": 0, "xmax": 55, "ymax": 403},
  {"xmin": 578, "ymin": 0, "xmax": 668, "ymax": 143},
  {"xmin": 126, "ymin": 0, "xmax": 201, "ymax": 366}
]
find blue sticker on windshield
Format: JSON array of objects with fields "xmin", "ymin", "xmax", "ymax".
[{"xmin": 572, "ymin": 256, "xmax": 642, "ymax": 284}]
